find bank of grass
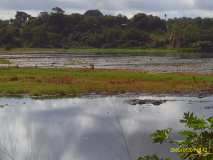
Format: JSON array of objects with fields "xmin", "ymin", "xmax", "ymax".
[
  {"xmin": 0, "ymin": 59, "xmax": 11, "ymax": 64},
  {"xmin": 0, "ymin": 68, "xmax": 213, "ymax": 97},
  {"xmin": 0, "ymin": 48, "xmax": 200, "ymax": 56}
]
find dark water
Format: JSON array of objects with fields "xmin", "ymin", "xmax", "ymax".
[{"xmin": 0, "ymin": 95, "xmax": 212, "ymax": 160}]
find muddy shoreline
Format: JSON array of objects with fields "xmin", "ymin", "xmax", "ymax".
[
  {"xmin": 0, "ymin": 91, "xmax": 212, "ymax": 100},
  {"xmin": 1, "ymin": 53, "xmax": 213, "ymax": 73}
]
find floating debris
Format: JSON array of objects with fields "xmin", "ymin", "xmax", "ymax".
[
  {"xmin": 0, "ymin": 104, "xmax": 9, "ymax": 108},
  {"xmin": 204, "ymin": 106, "xmax": 213, "ymax": 110},
  {"xmin": 126, "ymin": 99, "xmax": 167, "ymax": 106}
]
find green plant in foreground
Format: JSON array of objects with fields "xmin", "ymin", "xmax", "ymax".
[{"xmin": 138, "ymin": 112, "xmax": 213, "ymax": 160}]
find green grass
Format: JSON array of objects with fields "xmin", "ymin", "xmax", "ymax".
[
  {"xmin": 0, "ymin": 68, "xmax": 212, "ymax": 97},
  {"xmin": 0, "ymin": 59, "xmax": 11, "ymax": 64},
  {"xmin": 0, "ymin": 68, "xmax": 212, "ymax": 81},
  {"xmin": 0, "ymin": 48, "xmax": 200, "ymax": 56}
]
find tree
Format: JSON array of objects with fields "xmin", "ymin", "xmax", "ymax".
[
  {"xmin": 1, "ymin": 7, "xmax": 213, "ymax": 49},
  {"xmin": 84, "ymin": 10, "xmax": 103, "ymax": 17},
  {"xmin": 51, "ymin": 7, "xmax": 65, "ymax": 15},
  {"xmin": 130, "ymin": 13, "xmax": 166, "ymax": 31},
  {"xmin": 0, "ymin": 25, "xmax": 20, "ymax": 48},
  {"xmin": 31, "ymin": 25, "xmax": 48, "ymax": 47},
  {"xmin": 47, "ymin": 32, "xmax": 63, "ymax": 48},
  {"xmin": 14, "ymin": 11, "xmax": 30, "ymax": 27},
  {"xmin": 48, "ymin": 8, "xmax": 66, "ymax": 33},
  {"xmin": 38, "ymin": 12, "xmax": 49, "ymax": 23}
]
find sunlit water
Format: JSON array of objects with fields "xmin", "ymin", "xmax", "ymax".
[{"xmin": 0, "ymin": 95, "xmax": 212, "ymax": 160}]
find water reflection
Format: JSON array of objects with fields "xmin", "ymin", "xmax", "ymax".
[{"xmin": 0, "ymin": 96, "xmax": 212, "ymax": 160}]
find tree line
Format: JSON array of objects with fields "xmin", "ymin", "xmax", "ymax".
[{"xmin": 0, "ymin": 7, "xmax": 213, "ymax": 51}]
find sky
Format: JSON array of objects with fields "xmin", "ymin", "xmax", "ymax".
[{"xmin": 0, "ymin": 0, "xmax": 213, "ymax": 19}]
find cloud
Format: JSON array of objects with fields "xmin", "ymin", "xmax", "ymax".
[
  {"xmin": 0, "ymin": 0, "xmax": 213, "ymax": 19},
  {"xmin": 194, "ymin": 0, "xmax": 213, "ymax": 10},
  {"xmin": 125, "ymin": 0, "xmax": 194, "ymax": 11},
  {"xmin": 0, "ymin": 0, "xmax": 88, "ymax": 11}
]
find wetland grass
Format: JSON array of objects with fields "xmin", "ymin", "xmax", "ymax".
[{"xmin": 0, "ymin": 68, "xmax": 213, "ymax": 97}]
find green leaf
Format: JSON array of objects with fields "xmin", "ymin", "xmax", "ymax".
[
  {"xmin": 180, "ymin": 112, "xmax": 207, "ymax": 130},
  {"xmin": 151, "ymin": 128, "xmax": 172, "ymax": 144},
  {"xmin": 179, "ymin": 130, "xmax": 197, "ymax": 138},
  {"xmin": 207, "ymin": 117, "xmax": 213, "ymax": 129}
]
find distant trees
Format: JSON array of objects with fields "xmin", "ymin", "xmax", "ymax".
[
  {"xmin": 84, "ymin": 10, "xmax": 103, "ymax": 17},
  {"xmin": 14, "ymin": 11, "xmax": 31, "ymax": 27},
  {"xmin": 51, "ymin": 7, "xmax": 65, "ymax": 15},
  {"xmin": 130, "ymin": 13, "xmax": 166, "ymax": 31},
  {"xmin": 167, "ymin": 18, "xmax": 213, "ymax": 51},
  {"xmin": 0, "ymin": 7, "xmax": 213, "ymax": 50},
  {"xmin": 0, "ymin": 25, "xmax": 20, "ymax": 48}
]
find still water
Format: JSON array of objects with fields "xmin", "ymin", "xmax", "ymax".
[{"xmin": 0, "ymin": 95, "xmax": 212, "ymax": 160}]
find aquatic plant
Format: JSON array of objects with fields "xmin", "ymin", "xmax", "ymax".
[{"xmin": 138, "ymin": 112, "xmax": 213, "ymax": 160}]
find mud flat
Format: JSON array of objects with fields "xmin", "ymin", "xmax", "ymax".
[{"xmin": 0, "ymin": 53, "xmax": 213, "ymax": 73}]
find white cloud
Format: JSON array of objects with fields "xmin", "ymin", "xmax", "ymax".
[
  {"xmin": 0, "ymin": 0, "xmax": 213, "ymax": 19},
  {"xmin": 194, "ymin": 0, "xmax": 213, "ymax": 10}
]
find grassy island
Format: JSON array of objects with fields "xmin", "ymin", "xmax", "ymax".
[{"xmin": 0, "ymin": 68, "xmax": 212, "ymax": 97}]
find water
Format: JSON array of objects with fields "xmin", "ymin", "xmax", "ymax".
[
  {"xmin": 1, "ymin": 53, "xmax": 213, "ymax": 73},
  {"xmin": 0, "ymin": 95, "xmax": 212, "ymax": 160}
]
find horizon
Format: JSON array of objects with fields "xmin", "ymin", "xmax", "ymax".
[
  {"xmin": 1, "ymin": 8, "xmax": 213, "ymax": 21},
  {"xmin": 1, "ymin": 0, "xmax": 213, "ymax": 20}
]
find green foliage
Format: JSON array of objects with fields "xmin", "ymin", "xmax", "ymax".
[
  {"xmin": 207, "ymin": 117, "xmax": 213, "ymax": 128},
  {"xmin": 131, "ymin": 13, "xmax": 166, "ymax": 32},
  {"xmin": 150, "ymin": 112, "xmax": 213, "ymax": 160},
  {"xmin": 180, "ymin": 112, "xmax": 208, "ymax": 130},
  {"xmin": 0, "ymin": 8, "xmax": 164, "ymax": 49},
  {"xmin": 14, "ymin": 11, "xmax": 30, "ymax": 27},
  {"xmin": 84, "ymin": 10, "xmax": 103, "ymax": 17},
  {"xmin": 151, "ymin": 129, "xmax": 172, "ymax": 144},
  {"xmin": 0, "ymin": 8, "xmax": 213, "ymax": 50},
  {"xmin": 51, "ymin": 7, "xmax": 65, "ymax": 15},
  {"xmin": 168, "ymin": 18, "xmax": 213, "ymax": 51},
  {"xmin": 0, "ymin": 68, "xmax": 213, "ymax": 96}
]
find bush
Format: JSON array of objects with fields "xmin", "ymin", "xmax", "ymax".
[{"xmin": 150, "ymin": 112, "xmax": 213, "ymax": 160}]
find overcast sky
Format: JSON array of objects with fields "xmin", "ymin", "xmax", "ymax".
[{"xmin": 0, "ymin": 0, "xmax": 213, "ymax": 19}]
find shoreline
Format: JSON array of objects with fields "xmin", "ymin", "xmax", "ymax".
[
  {"xmin": 0, "ymin": 48, "xmax": 201, "ymax": 56},
  {"xmin": 0, "ymin": 92, "xmax": 212, "ymax": 99}
]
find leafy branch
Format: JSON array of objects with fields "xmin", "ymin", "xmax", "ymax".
[{"xmin": 150, "ymin": 112, "xmax": 213, "ymax": 160}]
